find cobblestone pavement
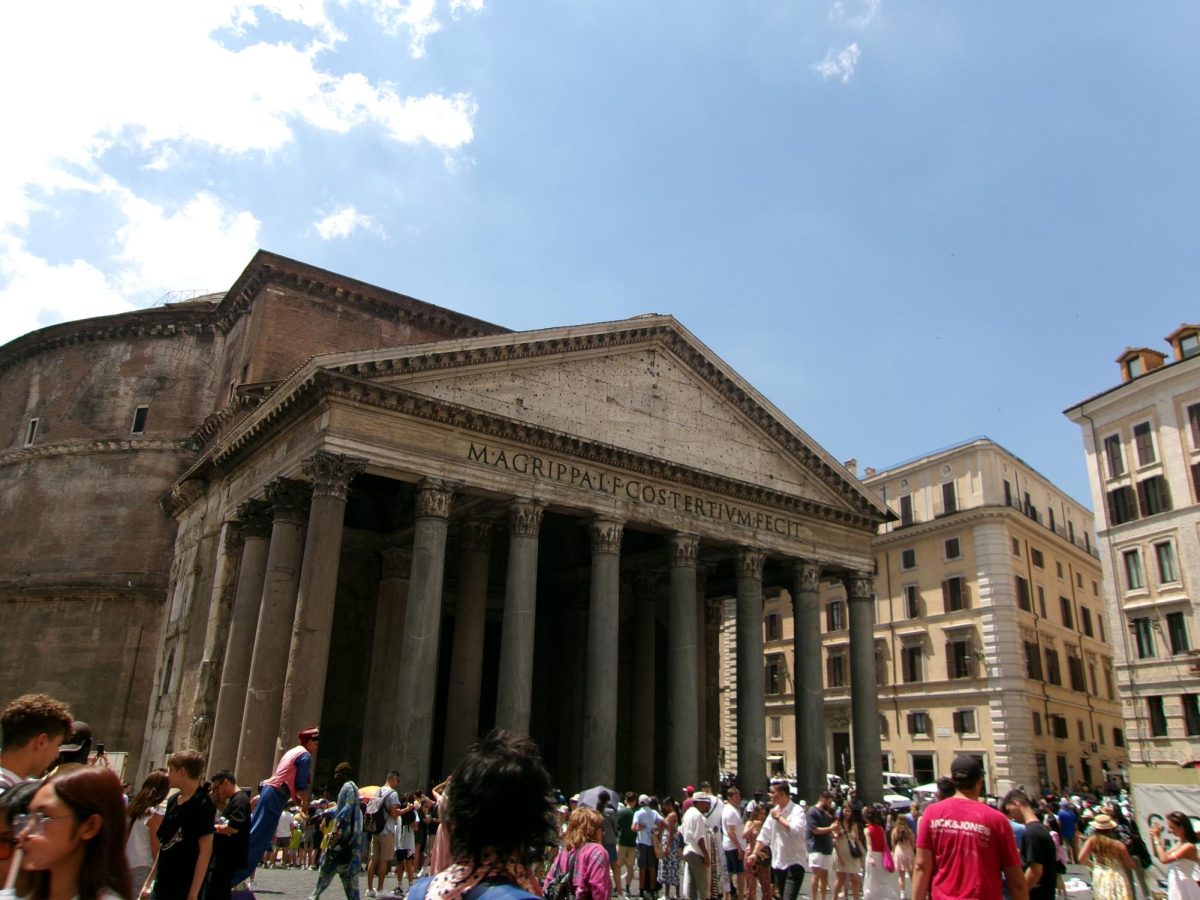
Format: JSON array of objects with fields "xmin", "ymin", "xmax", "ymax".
[{"xmin": 248, "ymin": 861, "xmax": 1101, "ymax": 900}]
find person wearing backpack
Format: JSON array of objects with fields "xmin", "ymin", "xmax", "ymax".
[
  {"xmin": 544, "ymin": 808, "xmax": 612, "ymax": 900},
  {"xmin": 366, "ymin": 771, "xmax": 403, "ymax": 898}
]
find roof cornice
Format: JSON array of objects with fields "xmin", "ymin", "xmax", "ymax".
[{"xmin": 182, "ymin": 367, "xmax": 884, "ymax": 533}]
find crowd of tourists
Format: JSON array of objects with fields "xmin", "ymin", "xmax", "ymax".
[{"xmin": 2, "ymin": 692, "xmax": 1200, "ymax": 900}]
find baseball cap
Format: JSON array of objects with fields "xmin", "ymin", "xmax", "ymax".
[
  {"xmin": 950, "ymin": 755, "xmax": 982, "ymax": 781},
  {"xmin": 298, "ymin": 727, "xmax": 320, "ymax": 742},
  {"xmin": 692, "ymin": 792, "xmax": 712, "ymax": 803},
  {"xmin": 638, "ymin": 794, "xmax": 650, "ymax": 806},
  {"xmin": 59, "ymin": 721, "xmax": 92, "ymax": 753}
]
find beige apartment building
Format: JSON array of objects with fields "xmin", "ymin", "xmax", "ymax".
[
  {"xmin": 1065, "ymin": 324, "xmax": 1200, "ymax": 766},
  {"xmin": 720, "ymin": 438, "xmax": 1127, "ymax": 796}
]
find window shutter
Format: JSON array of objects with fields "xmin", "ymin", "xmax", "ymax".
[
  {"xmin": 941, "ymin": 580, "xmax": 950, "ymax": 613},
  {"xmin": 945, "ymin": 642, "xmax": 955, "ymax": 679},
  {"xmin": 953, "ymin": 711, "xmax": 963, "ymax": 733},
  {"xmin": 907, "ymin": 713, "xmax": 916, "ymax": 734},
  {"xmin": 961, "ymin": 582, "xmax": 970, "ymax": 610}
]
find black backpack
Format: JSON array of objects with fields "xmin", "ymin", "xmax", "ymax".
[
  {"xmin": 544, "ymin": 849, "xmax": 579, "ymax": 900},
  {"xmin": 364, "ymin": 788, "xmax": 393, "ymax": 835}
]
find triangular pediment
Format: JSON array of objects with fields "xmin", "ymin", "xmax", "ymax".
[{"xmin": 316, "ymin": 316, "xmax": 886, "ymax": 520}]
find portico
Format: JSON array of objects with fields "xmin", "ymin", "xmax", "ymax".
[{"xmin": 159, "ymin": 308, "xmax": 888, "ymax": 797}]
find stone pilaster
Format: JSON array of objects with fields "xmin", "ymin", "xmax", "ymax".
[
  {"xmin": 736, "ymin": 547, "xmax": 768, "ymax": 792},
  {"xmin": 667, "ymin": 533, "xmax": 700, "ymax": 792},
  {"xmin": 278, "ymin": 451, "xmax": 368, "ymax": 758},
  {"xmin": 236, "ymin": 477, "xmax": 310, "ymax": 782},
  {"xmin": 846, "ymin": 572, "xmax": 883, "ymax": 803},
  {"xmin": 582, "ymin": 517, "xmax": 624, "ymax": 787},
  {"xmin": 443, "ymin": 519, "xmax": 495, "ymax": 770},
  {"xmin": 392, "ymin": 479, "xmax": 455, "ymax": 789},
  {"xmin": 496, "ymin": 499, "xmax": 547, "ymax": 734}
]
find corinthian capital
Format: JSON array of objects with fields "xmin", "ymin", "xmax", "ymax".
[
  {"xmin": 236, "ymin": 499, "xmax": 274, "ymax": 539},
  {"xmin": 793, "ymin": 559, "xmax": 822, "ymax": 594},
  {"xmin": 415, "ymin": 479, "xmax": 455, "ymax": 520},
  {"xmin": 844, "ymin": 572, "xmax": 874, "ymax": 601},
  {"xmin": 304, "ymin": 450, "xmax": 368, "ymax": 501},
  {"xmin": 668, "ymin": 533, "xmax": 699, "ymax": 568},
  {"xmin": 590, "ymin": 518, "xmax": 624, "ymax": 556},
  {"xmin": 735, "ymin": 547, "xmax": 767, "ymax": 580},
  {"xmin": 508, "ymin": 498, "xmax": 547, "ymax": 538},
  {"xmin": 265, "ymin": 477, "xmax": 311, "ymax": 524}
]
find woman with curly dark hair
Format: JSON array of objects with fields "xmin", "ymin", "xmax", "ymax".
[
  {"xmin": 409, "ymin": 729, "xmax": 556, "ymax": 900},
  {"xmin": 17, "ymin": 764, "xmax": 133, "ymax": 900}
]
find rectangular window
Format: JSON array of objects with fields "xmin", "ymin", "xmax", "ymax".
[
  {"xmin": 1031, "ymin": 548, "xmax": 1045, "ymax": 568},
  {"xmin": 1068, "ymin": 655, "xmax": 1086, "ymax": 692},
  {"xmin": 942, "ymin": 577, "xmax": 967, "ymax": 612},
  {"xmin": 1078, "ymin": 719, "xmax": 1086, "ymax": 741},
  {"xmin": 1055, "ymin": 560, "xmax": 1064, "ymax": 578},
  {"xmin": 1004, "ymin": 480, "xmax": 1013, "ymax": 507},
  {"xmin": 1184, "ymin": 696, "xmax": 1200, "ymax": 737},
  {"xmin": 1060, "ymin": 596, "xmax": 1074, "ymax": 629},
  {"xmin": 905, "ymin": 585, "xmax": 920, "ymax": 619},
  {"xmin": 1081, "ymin": 607, "xmax": 1094, "ymax": 637},
  {"xmin": 1052, "ymin": 715, "xmax": 1069, "ymax": 739},
  {"xmin": 1103, "ymin": 434, "xmax": 1126, "ymax": 477},
  {"xmin": 765, "ymin": 612, "xmax": 782, "ymax": 641},
  {"xmin": 1099, "ymin": 614, "xmax": 1106, "ymax": 643},
  {"xmin": 24, "ymin": 418, "xmax": 37, "ymax": 447},
  {"xmin": 765, "ymin": 657, "xmax": 784, "ymax": 695},
  {"xmin": 1107, "ymin": 486, "xmax": 1139, "ymax": 525},
  {"xmin": 826, "ymin": 601, "xmax": 845, "ymax": 632},
  {"xmin": 1138, "ymin": 476, "xmax": 1172, "ymax": 516},
  {"xmin": 942, "ymin": 481, "xmax": 957, "ymax": 515},
  {"xmin": 1049, "ymin": 507, "xmax": 1057, "ymax": 533},
  {"xmin": 1167, "ymin": 611, "xmax": 1190, "ymax": 655},
  {"xmin": 1114, "ymin": 727, "xmax": 1125, "ymax": 747},
  {"xmin": 1038, "ymin": 586, "xmax": 1047, "ymax": 618},
  {"xmin": 902, "ymin": 645, "xmax": 923, "ymax": 684},
  {"xmin": 1088, "ymin": 661, "xmax": 1098, "ymax": 696},
  {"xmin": 953, "ymin": 709, "xmax": 976, "ymax": 734},
  {"xmin": 1124, "ymin": 550, "xmax": 1145, "ymax": 591},
  {"xmin": 899, "ymin": 494, "xmax": 913, "ymax": 527},
  {"xmin": 945, "ymin": 537, "xmax": 961, "ymax": 559},
  {"xmin": 1015, "ymin": 576, "xmax": 1031, "ymax": 612},
  {"xmin": 1024, "ymin": 640, "xmax": 1044, "ymax": 679},
  {"xmin": 1134, "ymin": 422, "xmax": 1157, "ymax": 466},
  {"xmin": 1069, "ymin": 521, "xmax": 1076, "ymax": 543},
  {"xmin": 1193, "ymin": 462, "xmax": 1200, "ymax": 504},
  {"xmin": 1155, "ymin": 542, "xmax": 1180, "ymax": 583},
  {"xmin": 901, "ymin": 548, "xmax": 916, "ymax": 570},
  {"xmin": 769, "ymin": 716, "xmax": 783, "ymax": 740},
  {"xmin": 1189, "ymin": 403, "xmax": 1200, "ymax": 449},
  {"xmin": 907, "ymin": 711, "xmax": 930, "ymax": 736},
  {"xmin": 948, "ymin": 640, "xmax": 974, "ymax": 679},
  {"xmin": 1045, "ymin": 648, "xmax": 1062, "ymax": 685},
  {"xmin": 1032, "ymin": 711, "xmax": 1043, "ymax": 736},
  {"xmin": 1148, "ymin": 696, "xmax": 1168, "ymax": 737},
  {"xmin": 1076, "ymin": 572, "xmax": 1083, "ymax": 589},
  {"xmin": 827, "ymin": 654, "xmax": 846, "ymax": 688},
  {"xmin": 131, "ymin": 405, "xmax": 149, "ymax": 434},
  {"xmin": 1012, "ymin": 537, "xmax": 1021, "ymax": 556},
  {"xmin": 1133, "ymin": 617, "xmax": 1156, "ymax": 659},
  {"xmin": 1105, "ymin": 665, "xmax": 1115, "ymax": 699}
]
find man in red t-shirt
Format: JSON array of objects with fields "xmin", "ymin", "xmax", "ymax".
[{"xmin": 912, "ymin": 756, "xmax": 1026, "ymax": 900}]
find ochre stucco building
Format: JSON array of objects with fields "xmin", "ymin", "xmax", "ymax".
[{"xmin": 0, "ymin": 251, "xmax": 890, "ymax": 796}]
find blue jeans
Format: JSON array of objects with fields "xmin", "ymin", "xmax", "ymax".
[{"xmin": 231, "ymin": 783, "xmax": 288, "ymax": 885}]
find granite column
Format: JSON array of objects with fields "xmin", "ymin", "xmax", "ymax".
[
  {"xmin": 442, "ymin": 519, "xmax": 494, "ymax": 770},
  {"xmin": 236, "ymin": 478, "xmax": 310, "ymax": 782},
  {"xmin": 792, "ymin": 560, "xmax": 826, "ymax": 804},
  {"xmin": 210, "ymin": 500, "xmax": 272, "ymax": 772},
  {"xmin": 392, "ymin": 479, "xmax": 455, "ymax": 790},
  {"xmin": 735, "ymin": 547, "xmax": 768, "ymax": 793},
  {"xmin": 495, "ymin": 499, "xmax": 546, "ymax": 734},
  {"xmin": 581, "ymin": 517, "xmax": 624, "ymax": 787},
  {"xmin": 629, "ymin": 574, "xmax": 657, "ymax": 792},
  {"xmin": 277, "ymin": 451, "xmax": 367, "ymax": 758},
  {"xmin": 847, "ymin": 573, "xmax": 883, "ymax": 803},
  {"xmin": 360, "ymin": 540, "xmax": 412, "ymax": 780},
  {"xmin": 667, "ymin": 533, "xmax": 700, "ymax": 793}
]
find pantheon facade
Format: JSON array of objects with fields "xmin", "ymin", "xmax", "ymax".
[{"xmin": 0, "ymin": 251, "xmax": 888, "ymax": 800}]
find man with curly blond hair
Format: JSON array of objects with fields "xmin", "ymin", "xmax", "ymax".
[{"xmin": 0, "ymin": 693, "xmax": 73, "ymax": 790}]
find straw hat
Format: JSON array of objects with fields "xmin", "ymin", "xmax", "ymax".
[{"xmin": 1091, "ymin": 814, "xmax": 1118, "ymax": 831}]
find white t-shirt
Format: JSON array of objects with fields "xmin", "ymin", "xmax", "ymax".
[
  {"xmin": 276, "ymin": 809, "xmax": 295, "ymax": 839},
  {"xmin": 374, "ymin": 787, "xmax": 399, "ymax": 836},
  {"xmin": 633, "ymin": 807, "xmax": 663, "ymax": 847},
  {"xmin": 721, "ymin": 804, "xmax": 745, "ymax": 852},
  {"xmin": 125, "ymin": 805, "xmax": 165, "ymax": 870}
]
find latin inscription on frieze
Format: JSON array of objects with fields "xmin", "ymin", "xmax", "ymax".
[{"xmin": 467, "ymin": 442, "xmax": 810, "ymax": 538}]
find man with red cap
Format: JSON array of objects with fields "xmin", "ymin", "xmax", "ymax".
[{"xmin": 232, "ymin": 726, "xmax": 320, "ymax": 885}]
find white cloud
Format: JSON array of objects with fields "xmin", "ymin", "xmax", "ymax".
[
  {"xmin": 812, "ymin": 42, "xmax": 862, "ymax": 83},
  {"xmin": 312, "ymin": 205, "xmax": 386, "ymax": 240},
  {"xmin": 0, "ymin": 1, "xmax": 479, "ymax": 345},
  {"xmin": 829, "ymin": 0, "xmax": 880, "ymax": 29}
]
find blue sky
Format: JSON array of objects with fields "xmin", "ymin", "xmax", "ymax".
[{"xmin": 2, "ymin": 1, "xmax": 1197, "ymax": 508}]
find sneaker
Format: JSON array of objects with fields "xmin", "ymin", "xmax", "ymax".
[{"xmin": 367, "ymin": 890, "xmax": 378, "ymax": 897}]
